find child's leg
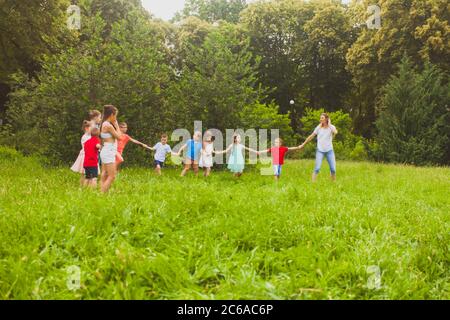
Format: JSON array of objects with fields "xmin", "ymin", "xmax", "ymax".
[
  {"xmin": 80, "ymin": 174, "xmax": 86, "ymax": 187},
  {"xmin": 193, "ymin": 162, "xmax": 199, "ymax": 176},
  {"xmin": 181, "ymin": 160, "xmax": 191, "ymax": 176},
  {"xmin": 204, "ymin": 167, "xmax": 211, "ymax": 177},
  {"xmin": 91, "ymin": 178, "xmax": 98, "ymax": 188},
  {"xmin": 156, "ymin": 165, "xmax": 162, "ymax": 175}
]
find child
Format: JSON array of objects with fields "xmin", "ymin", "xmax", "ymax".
[
  {"xmin": 83, "ymin": 128, "xmax": 102, "ymax": 188},
  {"xmin": 177, "ymin": 131, "xmax": 203, "ymax": 177},
  {"xmin": 215, "ymin": 134, "xmax": 258, "ymax": 178},
  {"xmin": 71, "ymin": 120, "xmax": 91, "ymax": 186},
  {"xmin": 89, "ymin": 110, "xmax": 102, "ymax": 130},
  {"xmin": 145, "ymin": 134, "xmax": 177, "ymax": 175},
  {"xmin": 199, "ymin": 132, "xmax": 215, "ymax": 177},
  {"xmin": 116, "ymin": 122, "xmax": 150, "ymax": 170},
  {"xmin": 258, "ymin": 138, "xmax": 302, "ymax": 180}
]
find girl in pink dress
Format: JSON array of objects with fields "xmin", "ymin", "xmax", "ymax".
[{"xmin": 71, "ymin": 120, "xmax": 92, "ymax": 185}]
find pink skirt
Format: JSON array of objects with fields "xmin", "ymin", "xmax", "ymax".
[{"xmin": 71, "ymin": 150, "xmax": 85, "ymax": 174}]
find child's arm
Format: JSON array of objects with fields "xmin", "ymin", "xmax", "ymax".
[
  {"xmin": 288, "ymin": 146, "xmax": 302, "ymax": 151},
  {"xmin": 144, "ymin": 145, "xmax": 154, "ymax": 151},
  {"xmin": 243, "ymin": 145, "xmax": 259, "ymax": 153},
  {"xmin": 175, "ymin": 143, "xmax": 187, "ymax": 156},
  {"xmin": 96, "ymin": 144, "xmax": 101, "ymax": 150},
  {"xmin": 129, "ymin": 137, "xmax": 148, "ymax": 148},
  {"xmin": 214, "ymin": 144, "xmax": 233, "ymax": 154}
]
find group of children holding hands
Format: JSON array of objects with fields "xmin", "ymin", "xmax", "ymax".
[
  {"xmin": 71, "ymin": 103, "xmax": 342, "ymax": 193},
  {"xmin": 71, "ymin": 109, "xmax": 306, "ymax": 190}
]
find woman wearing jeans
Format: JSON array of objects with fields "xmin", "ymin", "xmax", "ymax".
[{"xmin": 299, "ymin": 113, "xmax": 338, "ymax": 182}]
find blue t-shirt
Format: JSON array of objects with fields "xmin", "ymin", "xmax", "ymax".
[
  {"xmin": 186, "ymin": 139, "xmax": 202, "ymax": 160},
  {"xmin": 153, "ymin": 142, "xmax": 172, "ymax": 162}
]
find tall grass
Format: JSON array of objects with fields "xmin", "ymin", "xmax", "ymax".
[{"xmin": 0, "ymin": 148, "xmax": 448, "ymax": 299}]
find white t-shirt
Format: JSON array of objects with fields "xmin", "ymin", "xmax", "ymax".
[
  {"xmin": 313, "ymin": 125, "xmax": 336, "ymax": 152},
  {"xmin": 153, "ymin": 142, "xmax": 172, "ymax": 162}
]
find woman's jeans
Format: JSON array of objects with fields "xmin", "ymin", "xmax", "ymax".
[{"xmin": 314, "ymin": 150, "xmax": 336, "ymax": 175}]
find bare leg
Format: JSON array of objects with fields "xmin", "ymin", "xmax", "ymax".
[
  {"xmin": 193, "ymin": 164, "xmax": 199, "ymax": 177},
  {"xmin": 181, "ymin": 165, "xmax": 190, "ymax": 176},
  {"xmin": 101, "ymin": 163, "xmax": 116, "ymax": 193},
  {"xmin": 155, "ymin": 165, "xmax": 162, "ymax": 176},
  {"xmin": 80, "ymin": 174, "xmax": 85, "ymax": 187}
]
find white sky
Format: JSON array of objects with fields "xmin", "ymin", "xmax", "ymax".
[{"xmin": 141, "ymin": 0, "xmax": 352, "ymax": 21}]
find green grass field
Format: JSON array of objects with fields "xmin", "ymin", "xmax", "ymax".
[{"xmin": 0, "ymin": 148, "xmax": 449, "ymax": 300}]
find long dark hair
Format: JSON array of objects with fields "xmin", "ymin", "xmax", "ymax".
[
  {"xmin": 102, "ymin": 105, "xmax": 117, "ymax": 122},
  {"xmin": 101, "ymin": 105, "xmax": 118, "ymax": 133}
]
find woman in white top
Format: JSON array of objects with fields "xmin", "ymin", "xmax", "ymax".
[
  {"xmin": 100, "ymin": 105, "xmax": 122, "ymax": 193},
  {"xmin": 299, "ymin": 113, "xmax": 338, "ymax": 182},
  {"xmin": 199, "ymin": 131, "xmax": 215, "ymax": 177}
]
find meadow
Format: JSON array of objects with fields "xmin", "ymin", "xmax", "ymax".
[{"xmin": 0, "ymin": 148, "xmax": 449, "ymax": 300}]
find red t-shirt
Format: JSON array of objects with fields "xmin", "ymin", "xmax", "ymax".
[
  {"xmin": 268, "ymin": 146, "xmax": 289, "ymax": 165},
  {"xmin": 83, "ymin": 136, "xmax": 101, "ymax": 167},
  {"xmin": 117, "ymin": 134, "xmax": 130, "ymax": 154}
]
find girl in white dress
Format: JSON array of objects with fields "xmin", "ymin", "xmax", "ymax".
[
  {"xmin": 71, "ymin": 121, "xmax": 92, "ymax": 186},
  {"xmin": 199, "ymin": 132, "xmax": 215, "ymax": 177}
]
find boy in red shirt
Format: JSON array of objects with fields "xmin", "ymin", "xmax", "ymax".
[
  {"xmin": 116, "ymin": 122, "xmax": 149, "ymax": 170},
  {"xmin": 83, "ymin": 128, "xmax": 102, "ymax": 188},
  {"xmin": 258, "ymin": 138, "xmax": 302, "ymax": 180}
]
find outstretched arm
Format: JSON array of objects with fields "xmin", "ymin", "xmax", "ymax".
[
  {"xmin": 288, "ymin": 146, "xmax": 302, "ymax": 151},
  {"xmin": 129, "ymin": 137, "xmax": 149, "ymax": 148},
  {"xmin": 243, "ymin": 145, "xmax": 259, "ymax": 153},
  {"xmin": 143, "ymin": 145, "xmax": 154, "ymax": 151},
  {"xmin": 299, "ymin": 133, "xmax": 316, "ymax": 149},
  {"xmin": 175, "ymin": 144, "xmax": 187, "ymax": 156},
  {"xmin": 215, "ymin": 144, "xmax": 233, "ymax": 154}
]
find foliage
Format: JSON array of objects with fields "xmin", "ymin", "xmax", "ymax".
[
  {"xmin": 375, "ymin": 57, "xmax": 450, "ymax": 165},
  {"xmin": 0, "ymin": 149, "xmax": 449, "ymax": 299}
]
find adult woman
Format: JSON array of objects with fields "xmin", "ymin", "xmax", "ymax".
[
  {"xmin": 299, "ymin": 113, "xmax": 338, "ymax": 182},
  {"xmin": 99, "ymin": 105, "xmax": 122, "ymax": 193}
]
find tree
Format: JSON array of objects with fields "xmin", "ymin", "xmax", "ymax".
[
  {"xmin": 240, "ymin": 101, "xmax": 295, "ymax": 145},
  {"xmin": 166, "ymin": 23, "xmax": 267, "ymax": 131},
  {"xmin": 174, "ymin": 0, "xmax": 247, "ymax": 23},
  {"xmin": 241, "ymin": 0, "xmax": 354, "ymax": 131},
  {"xmin": 346, "ymin": 0, "xmax": 450, "ymax": 137},
  {"xmin": 0, "ymin": 0, "xmax": 74, "ymax": 121},
  {"xmin": 5, "ymin": 12, "xmax": 170, "ymax": 165},
  {"xmin": 376, "ymin": 57, "xmax": 450, "ymax": 165}
]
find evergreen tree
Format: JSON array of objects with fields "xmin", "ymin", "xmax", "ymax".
[{"xmin": 376, "ymin": 57, "xmax": 450, "ymax": 165}]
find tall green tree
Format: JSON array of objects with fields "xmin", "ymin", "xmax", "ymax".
[
  {"xmin": 167, "ymin": 23, "xmax": 266, "ymax": 131},
  {"xmin": 0, "ymin": 0, "xmax": 74, "ymax": 121},
  {"xmin": 174, "ymin": 0, "xmax": 247, "ymax": 23},
  {"xmin": 376, "ymin": 57, "xmax": 450, "ymax": 165},
  {"xmin": 241, "ymin": 0, "xmax": 354, "ymax": 131},
  {"xmin": 346, "ymin": 0, "xmax": 450, "ymax": 137},
  {"xmin": 5, "ymin": 12, "xmax": 170, "ymax": 164}
]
